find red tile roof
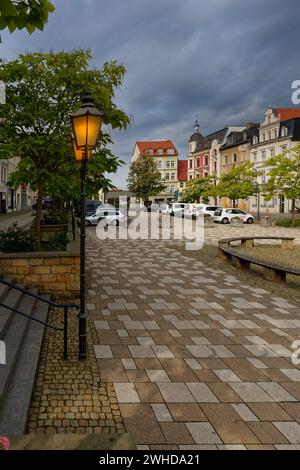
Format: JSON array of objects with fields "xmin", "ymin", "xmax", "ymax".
[
  {"xmin": 276, "ymin": 108, "xmax": 300, "ymax": 121},
  {"xmin": 136, "ymin": 140, "xmax": 178, "ymax": 156},
  {"xmin": 177, "ymin": 160, "xmax": 188, "ymax": 181}
]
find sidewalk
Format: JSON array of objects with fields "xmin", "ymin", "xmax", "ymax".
[{"xmin": 0, "ymin": 211, "xmax": 34, "ymax": 231}]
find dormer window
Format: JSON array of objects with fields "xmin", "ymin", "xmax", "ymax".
[
  {"xmin": 167, "ymin": 149, "xmax": 174, "ymax": 155},
  {"xmin": 281, "ymin": 126, "xmax": 288, "ymax": 137},
  {"xmin": 157, "ymin": 148, "xmax": 163, "ymax": 155},
  {"xmin": 253, "ymin": 136, "xmax": 258, "ymax": 145},
  {"xmin": 145, "ymin": 149, "xmax": 153, "ymax": 155}
]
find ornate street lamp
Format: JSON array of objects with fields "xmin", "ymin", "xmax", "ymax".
[{"xmin": 71, "ymin": 93, "xmax": 104, "ymax": 359}]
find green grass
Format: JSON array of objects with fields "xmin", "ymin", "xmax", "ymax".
[{"xmin": 275, "ymin": 218, "xmax": 300, "ymax": 227}]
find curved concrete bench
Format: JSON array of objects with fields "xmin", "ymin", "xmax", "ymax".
[{"xmin": 218, "ymin": 236, "xmax": 300, "ymax": 282}]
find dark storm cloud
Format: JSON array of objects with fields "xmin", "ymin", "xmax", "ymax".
[{"xmin": 1, "ymin": 0, "xmax": 300, "ymax": 187}]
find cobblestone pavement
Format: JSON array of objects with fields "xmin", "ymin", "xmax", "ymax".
[
  {"xmin": 186, "ymin": 220, "xmax": 300, "ymax": 247},
  {"xmin": 87, "ymin": 228, "xmax": 300, "ymax": 450},
  {"xmin": 27, "ymin": 307, "xmax": 125, "ymax": 435},
  {"xmin": 0, "ymin": 210, "xmax": 34, "ymax": 230},
  {"xmin": 235, "ymin": 246, "xmax": 300, "ymax": 271}
]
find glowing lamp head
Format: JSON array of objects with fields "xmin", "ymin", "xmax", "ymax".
[{"xmin": 71, "ymin": 93, "xmax": 104, "ymax": 151}]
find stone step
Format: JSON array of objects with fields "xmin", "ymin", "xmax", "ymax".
[
  {"xmin": 0, "ymin": 286, "xmax": 24, "ymax": 339},
  {"xmin": 0, "ymin": 290, "xmax": 37, "ymax": 405},
  {"xmin": 8, "ymin": 433, "xmax": 135, "ymax": 450},
  {"xmin": 0, "ymin": 297, "xmax": 49, "ymax": 434}
]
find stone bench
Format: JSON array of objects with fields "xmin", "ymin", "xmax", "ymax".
[{"xmin": 218, "ymin": 237, "xmax": 299, "ymax": 282}]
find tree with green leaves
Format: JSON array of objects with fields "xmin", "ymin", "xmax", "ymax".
[
  {"xmin": 0, "ymin": 0, "xmax": 54, "ymax": 39},
  {"xmin": 128, "ymin": 155, "xmax": 165, "ymax": 204},
  {"xmin": 0, "ymin": 49, "xmax": 129, "ymax": 239},
  {"xmin": 264, "ymin": 145, "xmax": 300, "ymax": 224},
  {"xmin": 181, "ymin": 176, "xmax": 215, "ymax": 203},
  {"xmin": 214, "ymin": 162, "xmax": 256, "ymax": 207}
]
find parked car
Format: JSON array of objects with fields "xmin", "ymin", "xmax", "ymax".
[
  {"xmin": 214, "ymin": 208, "xmax": 254, "ymax": 224},
  {"xmin": 191, "ymin": 204, "xmax": 223, "ymax": 219},
  {"xmin": 169, "ymin": 203, "xmax": 190, "ymax": 217},
  {"xmin": 74, "ymin": 199, "xmax": 101, "ymax": 217},
  {"xmin": 85, "ymin": 208, "xmax": 126, "ymax": 226},
  {"xmin": 32, "ymin": 197, "xmax": 53, "ymax": 210}
]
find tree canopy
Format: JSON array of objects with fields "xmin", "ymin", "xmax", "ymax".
[
  {"xmin": 0, "ymin": 0, "xmax": 54, "ymax": 40},
  {"xmin": 128, "ymin": 155, "xmax": 165, "ymax": 203},
  {"xmin": 181, "ymin": 176, "xmax": 215, "ymax": 203},
  {"xmin": 0, "ymin": 49, "xmax": 129, "ymax": 238},
  {"xmin": 264, "ymin": 145, "xmax": 300, "ymax": 223},
  {"xmin": 214, "ymin": 162, "xmax": 256, "ymax": 207}
]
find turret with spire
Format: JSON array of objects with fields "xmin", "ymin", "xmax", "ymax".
[{"xmin": 189, "ymin": 117, "xmax": 204, "ymax": 152}]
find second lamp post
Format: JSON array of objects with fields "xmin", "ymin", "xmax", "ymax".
[{"xmin": 71, "ymin": 93, "xmax": 104, "ymax": 359}]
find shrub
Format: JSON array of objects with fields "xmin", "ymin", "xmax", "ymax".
[
  {"xmin": 41, "ymin": 210, "xmax": 69, "ymax": 225},
  {"xmin": 275, "ymin": 218, "xmax": 300, "ymax": 227},
  {"xmin": 0, "ymin": 224, "xmax": 37, "ymax": 253},
  {"xmin": 40, "ymin": 231, "xmax": 69, "ymax": 251}
]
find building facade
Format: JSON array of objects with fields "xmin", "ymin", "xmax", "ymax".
[
  {"xmin": 132, "ymin": 140, "xmax": 180, "ymax": 203},
  {"xmin": 0, "ymin": 156, "xmax": 35, "ymax": 214},
  {"xmin": 249, "ymin": 106, "xmax": 300, "ymax": 215}
]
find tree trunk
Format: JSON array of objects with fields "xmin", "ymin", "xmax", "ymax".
[
  {"xmin": 291, "ymin": 199, "xmax": 296, "ymax": 225},
  {"xmin": 232, "ymin": 199, "xmax": 237, "ymax": 208},
  {"xmin": 34, "ymin": 182, "xmax": 44, "ymax": 241}
]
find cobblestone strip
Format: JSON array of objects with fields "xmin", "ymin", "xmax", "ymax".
[{"xmin": 27, "ymin": 305, "xmax": 125, "ymax": 434}]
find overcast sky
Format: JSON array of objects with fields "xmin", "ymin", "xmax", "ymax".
[{"xmin": 1, "ymin": 0, "xmax": 300, "ymax": 187}]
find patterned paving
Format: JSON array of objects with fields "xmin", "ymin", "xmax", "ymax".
[{"xmin": 86, "ymin": 228, "xmax": 300, "ymax": 449}]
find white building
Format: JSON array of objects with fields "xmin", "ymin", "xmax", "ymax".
[
  {"xmin": 250, "ymin": 106, "xmax": 300, "ymax": 214},
  {"xmin": 132, "ymin": 140, "xmax": 180, "ymax": 203}
]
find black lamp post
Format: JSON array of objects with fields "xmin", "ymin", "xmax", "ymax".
[{"xmin": 71, "ymin": 93, "xmax": 104, "ymax": 359}]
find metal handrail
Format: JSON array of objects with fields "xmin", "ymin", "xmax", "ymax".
[
  {"xmin": 0, "ymin": 278, "xmax": 79, "ymax": 359},
  {"xmin": 0, "ymin": 278, "xmax": 79, "ymax": 309}
]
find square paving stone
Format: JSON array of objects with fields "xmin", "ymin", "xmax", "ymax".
[
  {"xmin": 151, "ymin": 404, "xmax": 173, "ymax": 422},
  {"xmin": 160, "ymin": 423, "xmax": 194, "ymax": 444},
  {"xmin": 120, "ymin": 404, "xmax": 165, "ymax": 445},
  {"xmin": 168, "ymin": 403, "xmax": 207, "ymax": 422},
  {"xmin": 229, "ymin": 383, "xmax": 274, "ymax": 402},
  {"xmin": 122, "ymin": 359, "xmax": 137, "ymax": 370},
  {"xmin": 187, "ymin": 383, "xmax": 219, "ymax": 403},
  {"xmin": 135, "ymin": 383, "xmax": 164, "ymax": 403},
  {"xmin": 185, "ymin": 422, "xmax": 222, "ymax": 444},
  {"xmin": 93, "ymin": 345, "xmax": 113, "ymax": 359},
  {"xmin": 129, "ymin": 346, "xmax": 156, "ymax": 358},
  {"xmin": 113, "ymin": 383, "xmax": 140, "ymax": 403},
  {"xmin": 273, "ymin": 422, "xmax": 300, "ymax": 444},
  {"xmin": 213, "ymin": 370, "xmax": 241, "ymax": 383},
  {"xmin": 157, "ymin": 383, "xmax": 195, "ymax": 403},
  {"xmin": 146, "ymin": 370, "xmax": 171, "ymax": 383}
]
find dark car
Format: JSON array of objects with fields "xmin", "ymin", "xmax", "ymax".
[
  {"xmin": 32, "ymin": 198, "xmax": 53, "ymax": 210},
  {"xmin": 74, "ymin": 200, "xmax": 101, "ymax": 217}
]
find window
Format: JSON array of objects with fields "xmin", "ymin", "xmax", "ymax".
[
  {"xmin": 232, "ymin": 153, "xmax": 237, "ymax": 163},
  {"xmin": 1, "ymin": 166, "xmax": 7, "ymax": 183},
  {"xmin": 281, "ymin": 127, "xmax": 288, "ymax": 137},
  {"xmin": 274, "ymin": 129, "xmax": 278, "ymax": 139},
  {"xmin": 170, "ymin": 186, "xmax": 175, "ymax": 193},
  {"xmin": 205, "ymin": 156, "xmax": 209, "ymax": 166},
  {"xmin": 253, "ymin": 136, "xmax": 258, "ymax": 145},
  {"xmin": 157, "ymin": 149, "xmax": 163, "ymax": 155},
  {"xmin": 262, "ymin": 133, "xmax": 265, "ymax": 142},
  {"xmin": 165, "ymin": 173, "xmax": 170, "ymax": 181},
  {"xmin": 167, "ymin": 149, "xmax": 174, "ymax": 155},
  {"xmin": 171, "ymin": 173, "xmax": 175, "ymax": 180},
  {"xmin": 253, "ymin": 152, "xmax": 257, "ymax": 162},
  {"xmin": 270, "ymin": 148, "xmax": 275, "ymax": 157},
  {"xmin": 261, "ymin": 150, "xmax": 266, "ymax": 161},
  {"xmin": 196, "ymin": 158, "xmax": 200, "ymax": 168},
  {"xmin": 189, "ymin": 175, "xmax": 193, "ymax": 180},
  {"xmin": 189, "ymin": 159, "xmax": 193, "ymax": 169},
  {"xmin": 145, "ymin": 149, "xmax": 153, "ymax": 155},
  {"xmin": 171, "ymin": 160, "xmax": 175, "ymax": 168},
  {"xmin": 281, "ymin": 145, "xmax": 287, "ymax": 153},
  {"xmin": 166, "ymin": 161, "xmax": 170, "ymax": 168},
  {"xmin": 224, "ymin": 155, "xmax": 228, "ymax": 164},
  {"xmin": 180, "ymin": 182, "xmax": 184, "ymax": 188},
  {"xmin": 157, "ymin": 160, "xmax": 162, "ymax": 168}
]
